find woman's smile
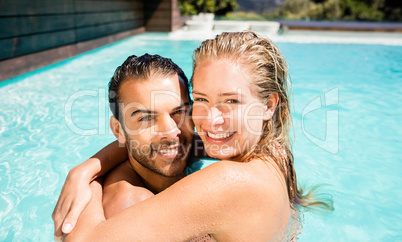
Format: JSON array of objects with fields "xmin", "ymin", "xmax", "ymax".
[{"xmin": 205, "ymin": 130, "xmax": 236, "ymax": 143}]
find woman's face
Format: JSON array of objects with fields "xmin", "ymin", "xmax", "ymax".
[{"xmin": 192, "ymin": 58, "xmax": 270, "ymax": 160}]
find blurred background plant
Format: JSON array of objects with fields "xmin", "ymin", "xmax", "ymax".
[
  {"xmin": 222, "ymin": 11, "xmax": 267, "ymax": 20},
  {"xmin": 179, "ymin": 0, "xmax": 238, "ymax": 15},
  {"xmin": 179, "ymin": 0, "xmax": 401, "ymax": 21},
  {"xmin": 264, "ymin": 0, "xmax": 401, "ymax": 21}
]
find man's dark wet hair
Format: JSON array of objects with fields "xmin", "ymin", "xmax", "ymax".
[{"xmin": 108, "ymin": 54, "xmax": 190, "ymax": 121}]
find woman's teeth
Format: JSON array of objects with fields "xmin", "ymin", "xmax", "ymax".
[{"xmin": 207, "ymin": 132, "xmax": 234, "ymax": 140}]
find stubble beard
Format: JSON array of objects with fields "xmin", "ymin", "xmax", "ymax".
[{"xmin": 125, "ymin": 135, "xmax": 191, "ymax": 178}]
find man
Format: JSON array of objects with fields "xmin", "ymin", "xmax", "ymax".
[
  {"xmin": 101, "ymin": 54, "xmax": 195, "ymax": 218},
  {"xmin": 53, "ymin": 54, "xmax": 204, "ymax": 239}
]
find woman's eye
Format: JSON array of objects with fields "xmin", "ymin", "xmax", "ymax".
[
  {"xmin": 226, "ymin": 99, "xmax": 240, "ymax": 104},
  {"xmin": 194, "ymin": 98, "xmax": 208, "ymax": 102}
]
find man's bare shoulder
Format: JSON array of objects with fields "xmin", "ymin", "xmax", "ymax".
[
  {"xmin": 104, "ymin": 161, "xmax": 142, "ymax": 186},
  {"xmin": 103, "ymin": 161, "xmax": 153, "ymax": 218}
]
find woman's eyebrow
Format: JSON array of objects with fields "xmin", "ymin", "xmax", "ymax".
[
  {"xmin": 219, "ymin": 92, "xmax": 244, "ymax": 97},
  {"xmin": 193, "ymin": 91, "xmax": 245, "ymax": 98},
  {"xmin": 192, "ymin": 91, "xmax": 206, "ymax": 96}
]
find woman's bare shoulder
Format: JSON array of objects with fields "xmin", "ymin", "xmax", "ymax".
[
  {"xmin": 174, "ymin": 159, "xmax": 290, "ymax": 239},
  {"xmin": 180, "ymin": 159, "xmax": 288, "ymax": 211},
  {"xmin": 197, "ymin": 159, "xmax": 285, "ymax": 187}
]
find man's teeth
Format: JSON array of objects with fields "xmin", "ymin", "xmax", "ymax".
[
  {"xmin": 158, "ymin": 148, "xmax": 178, "ymax": 154},
  {"xmin": 207, "ymin": 132, "xmax": 234, "ymax": 140}
]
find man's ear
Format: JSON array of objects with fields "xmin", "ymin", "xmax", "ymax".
[
  {"xmin": 263, "ymin": 92, "xmax": 279, "ymax": 121},
  {"xmin": 110, "ymin": 116, "xmax": 126, "ymax": 144}
]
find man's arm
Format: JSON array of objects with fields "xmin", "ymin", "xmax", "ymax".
[
  {"xmin": 64, "ymin": 160, "xmax": 290, "ymax": 241},
  {"xmin": 52, "ymin": 140, "xmax": 128, "ymax": 238}
]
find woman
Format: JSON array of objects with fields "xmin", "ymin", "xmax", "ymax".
[{"xmin": 54, "ymin": 31, "xmax": 332, "ymax": 241}]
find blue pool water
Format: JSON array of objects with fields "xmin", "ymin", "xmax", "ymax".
[{"xmin": 1, "ymin": 32, "xmax": 401, "ymax": 241}]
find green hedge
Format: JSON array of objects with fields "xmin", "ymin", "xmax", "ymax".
[
  {"xmin": 264, "ymin": 0, "xmax": 401, "ymax": 21},
  {"xmin": 179, "ymin": 0, "xmax": 238, "ymax": 16}
]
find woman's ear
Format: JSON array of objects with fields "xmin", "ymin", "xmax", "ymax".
[
  {"xmin": 263, "ymin": 92, "xmax": 279, "ymax": 121},
  {"xmin": 110, "ymin": 116, "xmax": 126, "ymax": 144}
]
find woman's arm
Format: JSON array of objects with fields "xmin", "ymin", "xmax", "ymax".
[
  {"xmin": 52, "ymin": 140, "xmax": 128, "ymax": 239},
  {"xmin": 65, "ymin": 160, "xmax": 290, "ymax": 241},
  {"xmin": 63, "ymin": 178, "xmax": 106, "ymax": 241}
]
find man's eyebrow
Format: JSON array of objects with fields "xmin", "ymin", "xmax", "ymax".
[
  {"xmin": 172, "ymin": 102, "xmax": 191, "ymax": 111},
  {"xmin": 131, "ymin": 110, "xmax": 156, "ymax": 117}
]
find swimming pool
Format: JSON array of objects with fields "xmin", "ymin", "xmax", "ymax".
[{"xmin": 0, "ymin": 32, "xmax": 401, "ymax": 241}]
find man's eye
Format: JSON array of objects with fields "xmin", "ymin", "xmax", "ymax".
[
  {"xmin": 194, "ymin": 98, "xmax": 208, "ymax": 102},
  {"xmin": 138, "ymin": 116, "xmax": 154, "ymax": 122},
  {"xmin": 172, "ymin": 109, "xmax": 186, "ymax": 115}
]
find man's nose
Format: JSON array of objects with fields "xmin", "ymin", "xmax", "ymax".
[{"xmin": 155, "ymin": 116, "xmax": 181, "ymax": 139}]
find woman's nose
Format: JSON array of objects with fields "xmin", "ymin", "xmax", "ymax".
[{"xmin": 209, "ymin": 106, "xmax": 224, "ymax": 126}]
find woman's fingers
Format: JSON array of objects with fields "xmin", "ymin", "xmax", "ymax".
[
  {"xmin": 52, "ymin": 196, "xmax": 69, "ymax": 239},
  {"xmin": 52, "ymin": 185, "xmax": 92, "ymax": 239},
  {"xmin": 61, "ymin": 191, "xmax": 91, "ymax": 234}
]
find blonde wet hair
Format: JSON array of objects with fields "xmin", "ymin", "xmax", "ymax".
[{"xmin": 192, "ymin": 31, "xmax": 333, "ymax": 212}]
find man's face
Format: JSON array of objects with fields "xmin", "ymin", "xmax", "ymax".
[{"xmin": 117, "ymin": 74, "xmax": 193, "ymax": 177}]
